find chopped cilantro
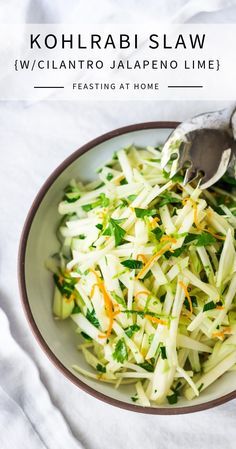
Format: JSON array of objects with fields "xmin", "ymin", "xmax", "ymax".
[
  {"xmin": 96, "ymin": 223, "xmax": 103, "ymax": 230},
  {"xmin": 82, "ymin": 204, "xmax": 93, "ymax": 212},
  {"xmin": 53, "ymin": 273, "xmax": 77, "ymax": 299},
  {"xmin": 172, "ymin": 173, "xmax": 184, "ymax": 183},
  {"xmin": 143, "ymin": 270, "xmax": 152, "ymax": 280},
  {"xmin": 64, "ymin": 185, "xmax": 81, "ymax": 203},
  {"xmin": 196, "ymin": 232, "xmax": 217, "ymax": 246},
  {"xmin": 78, "ymin": 234, "xmax": 86, "ymax": 240},
  {"xmin": 121, "ymin": 259, "xmax": 143, "ymax": 270},
  {"xmin": 125, "ymin": 324, "xmax": 140, "ymax": 338},
  {"xmin": 119, "ymin": 198, "xmax": 129, "ymax": 208},
  {"xmin": 81, "ymin": 331, "xmax": 92, "ymax": 340},
  {"xmin": 164, "ymin": 247, "xmax": 185, "ymax": 259},
  {"xmin": 139, "ymin": 360, "xmax": 155, "ymax": 372},
  {"xmin": 86, "ymin": 309, "xmax": 100, "ymax": 328},
  {"xmin": 158, "ymin": 192, "xmax": 182, "ymax": 207},
  {"xmin": 99, "ymin": 193, "xmax": 110, "ymax": 207},
  {"xmin": 184, "ymin": 233, "xmax": 198, "ymax": 244},
  {"xmin": 184, "ymin": 296, "xmax": 197, "ymax": 311},
  {"xmin": 106, "ymin": 173, "xmax": 114, "ymax": 181},
  {"xmin": 151, "ymin": 227, "xmax": 164, "ymax": 240},
  {"xmin": 134, "ymin": 208, "xmax": 156, "ymax": 218},
  {"xmin": 131, "ymin": 395, "xmax": 138, "ymax": 403},
  {"xmin": 160, "ymin": 346, "xmax": 167, "ymax": 360},
  {"xmin": 112, "ymin": 338, "xmax": 128, "ymax": 363},
  {"xmin": 128, "ymin": 194, "xmax": 137, "ymax": 202},
  {"xmin": 103, "ymin": 218, "xmax": 126, "ymax": 246},
  {"xmin": 167, "ymin": 392, "xmax": 178, "ymax": 404},
  {"xmin": 96, "ymin": 363, "xmax": 106, "ymax": 373},
  {"xmin": 72, "ymin": 304, "xmax": 81, "ymax": 314},
  {"xmin": 203, "ymin": 301, "xmax": 216, "ymax": 312}
]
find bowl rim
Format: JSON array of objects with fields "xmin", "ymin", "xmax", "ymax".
[{"xmin": 18, "ymin": 121, "xmax": 236, "ymax": 415}]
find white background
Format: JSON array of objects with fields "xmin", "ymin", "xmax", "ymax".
[{"xmin": 1, "ymin": 1, "xmax": 236, "ymax": 449}]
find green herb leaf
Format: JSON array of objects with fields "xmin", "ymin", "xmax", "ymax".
[
  {"xmin": 106, "ymin": 173, "xmax": 114, "ymax": 181},
  {"xmin": 96, "ymin": 363, "xmax": 106, "ymax": 373},
  {"xmin": 134, "ymin": 208, "xmax": 156, "ymax": 218},
  {"xmin": 53, "ymin": 273, "xmax": 77, "ymax": 299},
  {"xmin": 131, "ymin": 395, "xmax": 138, "ymax": 402},
  {"xmin": 203, "ymin": 301, "xmax": 216, "ymax": 312},
  {"xmin": 86, "ymin": 309, "xmax": 100, "ymax": 328},
  {"xmin": 184, "ymin": 296, "xmax": 197, "ymax": 311},
  {"xmin": 164, "ymin": 247, "xmax": 185, "ymax": 259},
  {"xmin": 96, "ymin": 223, "xmax": 103, "ymax": 230},
  {"xmin": 167, "ymin": 392, "xmax": 178, "ymax": 404},
  {"xmin": 143, "ymin": 270, "xmax": 152, "ymax": 280},
  {"xmin": 64, "ymin": 192, "xmax": 81, "ymax": 203},
  {"xmin": 78, "ymin": 234, "xmax": 86, "ymax": 240},
  {"xmin": 72, "ymin": 304, "xmax": 81, "ymax": 314},
  {"xmin": 159, "ymin": 192, "xmax": 182, "ymax": 207},
  {"xmin": 139, "ymin": 360, "xmax": 155, "ymax": 372},
  {"xmin": 119, "ymin": 198, "xmax": 129, "ymax": 208},
  {"xmin": 104, "ymin": 218, "xmax": 126, "ymax": 246},
  {"xmin": 99, "ymin": 193, "xmax": 110, "ymax": 207},
  {"xmin": 172, "ymin": 173, "xmax": 184, "ymax": 183},
  {"xmin": 82, "ymin": 204, "xmax": 93, "ymax": 212},
  {"xmin": 184, "ymin": 233, "xmax": 198, "ymax": 244},
  {"xmin": 125, "ymin": 324, "xmax": 140, "ymax": 338},
  {"xmin": 195, "ymin": 232, "xmax": 217, "ymax": 247},
  {"xmin": 112, "ymin": 338, "xmax": 128, "ymax": 363},
  {"xmin": 160, "ymin": 346, "xmax": 167, "ymax": 360},
  {"xmin": 121, "ymin": 259, "xmax": 143, "ymax": 270},
  {"xmin": 151, "ymin": 227, "xmax": 164, "ymax": 240},
  {"xmin": 81, "ymin": 331, "xmax": 92, "ymax": 340},
  {"xmin": 128, "ymin": 194, "xmax": 137, "ymax": 202}
]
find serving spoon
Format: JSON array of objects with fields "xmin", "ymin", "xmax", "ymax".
[{"xmin": 161, "ymin": 105, "xmax": 236, "ymax": 189}]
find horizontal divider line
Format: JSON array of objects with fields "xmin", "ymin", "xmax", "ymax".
[
  {"xmin": 34, "ymin": 86, "xmax": 64, "ymax": 89},
  {"xmin": 168, "ymin": 85, "xmax": 203, "ymax": 88}
]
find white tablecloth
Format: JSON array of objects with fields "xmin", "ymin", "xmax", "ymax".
[{"xmin": 1, "ymin": 2, "xmax": 236, "ymax": 448}]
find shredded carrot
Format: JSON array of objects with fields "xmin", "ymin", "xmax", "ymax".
[
  {"xmin": 216, "ymin": 305, "xmax": 225, "ymax": 310},
  {"xmin": 58, "ymin": 275, "xmax": 64, "ymax": 285},
  {"xmin": 89, "ymin": 269, "xmax": 115, "ymax": 338},
  {"xmin": 160, "ymin": 235, "xmax": 177, "ymax": 244},
  {"xmin": 134, "ymin": 290, "xmax": 149, "ymax": 300},
  {"xmin": 137, "ymin": 254, "xmax": 148, "ymax": 264},
  {"xmin": 145, "ymin": 314, "xmax": 167, "ymax": 326},
  {"xmin": 136, "ymin": 244, "xmax": 171, "ymax": 280},
  {"xmin": 179, "ymin": 280, "xmax": 193, "ymax": 315},
  {"xmin": 212, "ymin": 327, "xmax": 231, "ymax": 338}
]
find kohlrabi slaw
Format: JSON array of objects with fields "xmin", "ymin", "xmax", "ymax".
[{"xmin": 48, "ymin": 144, "xmax": 236, "ymax": 406}]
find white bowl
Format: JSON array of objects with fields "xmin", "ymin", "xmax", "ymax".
[{"xmin": 18, "ymin": 122, "xmax": 236, "ymax": 414}]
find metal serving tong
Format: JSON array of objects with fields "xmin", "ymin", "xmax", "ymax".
[{"xmin": 161, "ymin": 105, "xmax": 236, "ymax": 189}]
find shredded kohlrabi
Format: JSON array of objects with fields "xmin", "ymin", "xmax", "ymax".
[{"xmin": 48, "ymin": 145, "xmax": 236, "ymax": 406}]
